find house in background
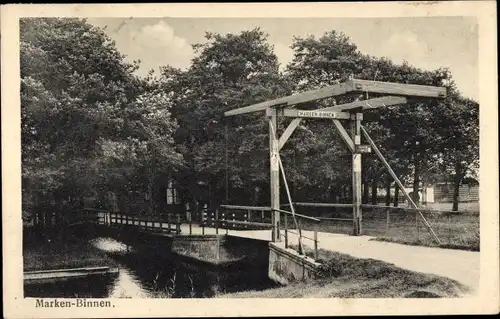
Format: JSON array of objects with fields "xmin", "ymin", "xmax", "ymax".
[{"xmin": 432, "ymin": 182, "xmax": 479, "ymax": 203}]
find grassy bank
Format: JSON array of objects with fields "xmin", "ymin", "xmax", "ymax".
[
  {"xmin": 367, "ymin": 211, "xmax": 479, "ymax": 251},
  {"xmin": 23, "ymin": 226, "xmax": 115, "ymax": 271},
  {"xmin": 371, "ymin": 236, "xmax": 479, "ymax": 252},
  {"xmin": 217, "ymin": 248, "xmax": 470, "ymax": 298}
]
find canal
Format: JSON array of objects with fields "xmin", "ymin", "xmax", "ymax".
[{"xmin": 24, "ymin": 236, "xmax": 278, "ymax": 298}]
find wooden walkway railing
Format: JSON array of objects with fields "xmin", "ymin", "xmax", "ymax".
[
  {"xmin": 82, "ymin": 206, "xmax": 323, "ymax": 260},
  {"xmin": 83, "ymin": 208, "xmax": 183, "ymax": 234},
  {"xmin": 219, "ymin": 205, "xmax": 321, "ymax": 260}
]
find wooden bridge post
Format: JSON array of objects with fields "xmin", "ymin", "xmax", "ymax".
[
  {"xmin": 284, "ymin": 214, "xmax": 288, "ymax": 248},
  {"xmin": 416, "ymin": 211, "xmax": 420, "ymax": 241},
  {"xmin": 314, "ymin": 228, "xmax": 318, "ymax": 261},
  {"xmin": 167, "ymin": 214, "xmax": 171, "ymax": 234},
  {"xmin": 268, "ymin": 108, "xmax": 280, "ymax": 242},
  {"xmin": 188, "ymin": 207, "xmax": 192, "ymax": 235},
  {"xmin": 386, "ymin": 208, "xmax": 390, "ymax": 233},
  {"xmin": 215, "ymin": 208, "xmax": 219, "ymax": 235},
  {"xmin": 350, "ymin": 113, "xmax": 363, "ymax": 236},
  {"xmin": 159, "ymin": 213, "xmax": 163, "ymax": 233},
  {"xmin": 176, "ymin": 214, "xmax": 181, "ymax": 234}
]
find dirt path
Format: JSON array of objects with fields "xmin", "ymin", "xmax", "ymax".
[{"xmin": 297, "ymin": 231, "xmax": 479, "ymax": 294}]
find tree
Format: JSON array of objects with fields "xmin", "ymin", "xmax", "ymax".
[
  {"xmin": 433, "ymin": 95, "xmax": 479, "ymax": 210},
  {"xmin": 21, "ymin": 18, "xmax": 183, "ymax": 225},
  {"xmin": 158, "ymin": 29, "xmax": 290, "ymax": 208}
]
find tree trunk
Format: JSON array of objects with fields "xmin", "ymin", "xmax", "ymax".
[
  {"xmin": 362, "ymin": 181, "xmax": 370, "ymax": 204},
  {"xmin": 452, "ymin": 160, "xmax": 462, "ymax": 211},
  {"xmin": 147, "ymin": 151, "xmax": 157, "ymax": 216},
  {"xmin": 371, "ymin": 179, "xmax": 378, "ymax": 205},
  {"xmin": 394, "ymin": 185, "xmax": 399, "ymax": 207},
  {"xmin": 146, "ymin": 174, "xmax": 154, "ymax": 215},
  {"xmin": 412, "ymin": 155, "xmax": 421, "ymax": 206},
  {"xmin": 385, "ymin": 180, "xmax": 391, "ymax": 206},
  {"xmin": 421, "ymin": 175, "xmax": 427, "ymax": 206}
]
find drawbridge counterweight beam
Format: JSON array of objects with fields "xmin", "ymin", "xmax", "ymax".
[
  {"xmin": 317, "ymin": 96, "xmax": 408, "ymax": 112},
  {"xmin": 224, "ymin": 79, "xmax": 445, "ymax": 117}
]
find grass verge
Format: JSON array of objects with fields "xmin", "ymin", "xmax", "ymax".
[
  {"xmin": 217, "ymin": 247, "xmax": 470, "ymax": 298},
  {"xmin": 23, "ymin": 226, "xmax": 116, "ymax": 271},
  {"xmin": 290, "ymin": 209, "xmax": 479, "ymax": 251},
  {"xmin": 370, "ymin": 237, "xmax": 479, "ymax": 252}
]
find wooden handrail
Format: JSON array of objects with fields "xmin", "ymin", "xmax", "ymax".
[
  {"xmin": 82, "ymin": 207, "xmax": 111, "ymax": 212},
  {"xmin": 361, "ymin": 204, "xmax": 465, "ymax": 215},
  {"xmin": 212, "ymin": 218, "xmax": 273, "ymax": 228},
  {"xmin": 318, "ymin": 217, "xmax": 353, "ymax": 221},
  {"xmin": 272, "ymin": 208, "xmax": 321, "ymax": 222},
  {"xmin": 282, "ymin": 202, "xmax": 353, "ymax": 208},
  {"xmin": 283, "ymin": 229, "xmax": 317, "ymax": 242},
  {"xmin": 220, "ymin": 205, "xmax": 272, "ymax": 211}
]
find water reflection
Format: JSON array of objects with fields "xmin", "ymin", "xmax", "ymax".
[
  {"xmin": 108, "ymin": 268, "xmax": 148, "ymax": 298},
  {"xmin": 25, "ymin": 237, "xmax": 277, "ymax": 298},
  {"xmin": 90, "ymin": 237, "xmax": 133, "ymax": 255}
]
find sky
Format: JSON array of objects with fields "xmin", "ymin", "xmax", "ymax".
[{"xmin": 88, "ymin": 17, "xmax": 479, "ymax": 101}]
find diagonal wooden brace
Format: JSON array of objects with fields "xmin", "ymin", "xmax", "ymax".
[
  {"xmin": 332, "ymin": 119, "xmax": 355, "ymax": 153},
  {"xmin": 278, "ymin": 118, "xmax": 302, "ymax": 151},
  {"xmin": 360, "ymin": 125, "xmax": 442, "ymax": 245}
]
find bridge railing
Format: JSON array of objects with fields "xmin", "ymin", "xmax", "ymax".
[
  {"xmin": 216, "ymin": 205, "xmax": 273, "ymax": 235},
  {"xmin": 82, "ymin": 208, "xmax": 183, "ymax": 234},
  {"xmin": 218, "ymin": 205, "xmax": 321, "ymax": 261},
  {"xmin": 110, "ymin": 212, "xmax": 182, "ymax": 234},
  {"xmin": 274, "ymin": 208, "xmax": 321, "ymax": 260}
]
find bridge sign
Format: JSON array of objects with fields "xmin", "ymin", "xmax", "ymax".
[
  {"xmin": 355, "ymin": 144, "xmax": 372, "ymax": 153},
  {"xmin": 297, "ymin": 110, "xmax": 342, "ymax": 119},
  {"xmin": 283, "ymin": 109, "xmax": 350, "ymax": 119}
]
